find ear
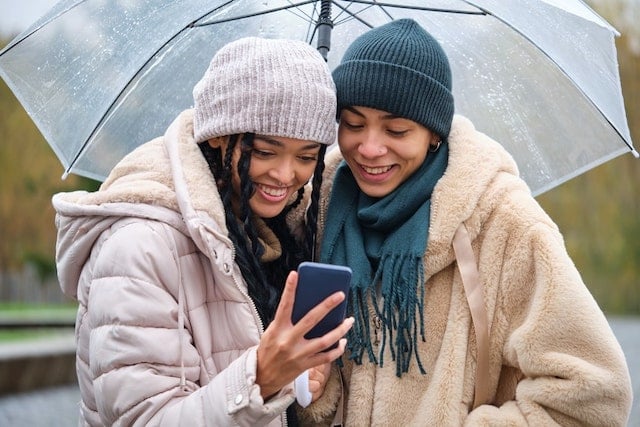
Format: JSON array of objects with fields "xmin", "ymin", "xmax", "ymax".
[
  {"xmin": 428, "ymin": 129, "xmax": 439, "ymax": 145},
  {"xmin": 207, "ymin": 136, "xmax": 227, "ymax": 149},
  {"xmin": 427, "ymin": 129, "xmax": 443, "ymax": 152}
]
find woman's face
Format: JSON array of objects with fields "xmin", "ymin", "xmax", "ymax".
[
  {"xmin": 338, "ymin": 106, "xmax": 439, "ymax": 198},
  {"xmin": 213, "ymin": 135, "xmax": 321, "ymax": 218}
]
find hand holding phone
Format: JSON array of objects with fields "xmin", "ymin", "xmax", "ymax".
[
  {"xmin": 291, "ymin": 261, "xmax": 351, "ymax": 407},
  {"xmin": 291, "ymin": 261, "xmax": 352, "ymax": 348}
]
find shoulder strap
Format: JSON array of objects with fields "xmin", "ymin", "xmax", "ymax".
[
  {"xmin": 331, "ymin": 368, "xmax": 345, "ymax": 426},
  {"xmin": 452, "ymin": 223, "xmax": 490, "ymax": 409}
]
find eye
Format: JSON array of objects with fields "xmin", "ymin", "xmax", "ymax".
[
  {"xmin": 387, "ymin": 128, "xmax": 408, "ymax": 137},
  {"xmin": 251, "ymin": 148, "xmax": 274, "ymax": 158},
  {"xmin": 298, "ymin": 153, "xmax": 319, "ymax": 162},
  {"xmin": 341, "ymin": 120, "xmax": 363, "ymax": 130}
]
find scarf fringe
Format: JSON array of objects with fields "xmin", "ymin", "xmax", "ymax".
[
  {"xmin": 325, "ymin": 146, "xmax": 448, "ymax": 377},
  {"xmin": 347, "ymin": 254, "xmax": 427, "ymax": 376}
]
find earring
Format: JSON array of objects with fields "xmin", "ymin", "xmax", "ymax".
[{"xmin": 429, "ymin": 140, "xmax": 442, "ymax": 153}]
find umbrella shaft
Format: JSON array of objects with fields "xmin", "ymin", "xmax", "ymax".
[{"xmin": 317, "ymin": 0, "xmax": 333, "ymax": 60}]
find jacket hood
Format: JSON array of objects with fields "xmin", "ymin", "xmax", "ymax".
[
  {"xmin": 53, "ymin": 110, "xmax": 227, "ymax": 298},
  {"xmin": 54, "ymin": 109, "xmax": 310, "ymax": 299},
  {"xmin": 426, "ymin": 115, "xmax": 523, "ymax": 263}
]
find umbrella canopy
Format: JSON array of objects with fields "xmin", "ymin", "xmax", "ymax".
[{"xmin": 0, "ymin": 0, "xmax": 637, "ymax": 194}]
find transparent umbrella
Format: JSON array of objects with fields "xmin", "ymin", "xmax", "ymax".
[{"xmin": 0, "ymin": 0, "xmax": 637, "ymax": 195}]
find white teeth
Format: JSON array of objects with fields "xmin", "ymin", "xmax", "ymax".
[
  {"xmin": 259, "ymin": 184, "xmax": 287, "ymax": 197},
  {"xmin": 362, "ymin": 165, "xmax": 392, "ymax": 175}
]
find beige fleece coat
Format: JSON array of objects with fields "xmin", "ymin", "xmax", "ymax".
[
  {"xmin": 53, "ymin": 110, "xmax": 309, "ymax": 426},
  {"xmin": 305, "ymin": 115, "xmax": 632, "ymax": 426}
]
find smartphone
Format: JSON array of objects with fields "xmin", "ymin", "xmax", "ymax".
[{"xmin": 292, "ymin": 261, "xmax": 352, "ymax": 351}]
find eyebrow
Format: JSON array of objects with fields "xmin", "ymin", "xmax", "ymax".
[
  {"xmin": 343, "ymin": 106, "xmax": 403, "ymax": 121},
  {"xmin": 254, "ymin": 135, "xmax": 321, "ymax": 150}
]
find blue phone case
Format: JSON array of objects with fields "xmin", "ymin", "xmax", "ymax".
[{"xmin": 292, "ymin": 262, "xmax": 352, "ymax": 350}]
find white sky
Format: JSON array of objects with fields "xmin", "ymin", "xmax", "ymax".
[{"xmin": 0, "ymin": 0, "xmax": 59, "ymax": 37}]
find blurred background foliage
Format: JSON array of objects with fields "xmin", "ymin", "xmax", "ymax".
[
  {"xmin": 536, "ymin": 3, "xmax": 640, "ymax": 315},
  {"xmin": 0, "ymin": 1, "xmax": 638, "ymax": 314},
  {"xmin": 0, "ymin": 60, "xmax": 100, "ymax": 295}
]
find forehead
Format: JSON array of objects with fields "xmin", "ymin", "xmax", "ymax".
[
  {"xmin": 254, "ymin": 135, "xmax": 321, "ymax": 150},
  {"xmin": 342, "ymin": 106, "xmax": 413, "ymax": 124}
]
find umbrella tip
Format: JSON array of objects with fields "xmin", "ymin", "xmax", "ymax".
[
  {"xmin": 61, "ymin": 171, "xmax": 69, "ymax": 180},
  {"xmin": 632, "ymin": 148, "xmax": 639, "ymax": 159}
]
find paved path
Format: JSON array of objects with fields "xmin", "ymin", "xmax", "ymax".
[{"xmin": 1, "ymin": 317, "xmax": 638, "ymax": 426}]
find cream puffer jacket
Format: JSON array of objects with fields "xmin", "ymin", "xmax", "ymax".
[
  {"xmin": 53, "ymin": 110, "xmax": 307, "ymax": 426},
  {"xmin": 304, "ymin": 115, "xmax": 633, "ymax": 426}
]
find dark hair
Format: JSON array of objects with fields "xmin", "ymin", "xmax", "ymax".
[{"xmin": 199, "ymin": 134, "xmax": 326, "ymax": 326}]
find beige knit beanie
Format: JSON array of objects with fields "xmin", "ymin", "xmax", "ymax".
[{"xmin": 193, "ymin": 37, "xmax": 337, "ymax": 145}]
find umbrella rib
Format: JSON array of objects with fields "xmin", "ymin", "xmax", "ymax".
[
  {"xmin": 372, "ymin": 0, "xmax": 395, "ymax": 20},
  {"xmin": 460, "ymin": 0, "xmax": 637, "ymax": 155},
  {"xmin": 333, "ymin": 0, "xmax": 380, "ymax": 26},
  {"xmin": 306, "ymin": 2, "xmax": 326, "ymax": 47},
  {"xmin": 335, "ymin": 0, "xmax": 485, "ymax": 15},
  {"xmin": 64, "ymin": 0, "xmax": 322, "ymax": 176},
  {"xmin": 192, "ymin": 0, "xmax": 318, "ymax": 27},
  {"xmin": 331, "ymin": 0, "xmax": 485, "ymax": 27},
  {"xmin": 285, "ymin": 0, "xmax": 317, "ymax": 21},
  {"xmin": 286, "ymin": 2, "xmax": 323, "ymax": 43},
  {"xmin": 41, "ymin": 0, "xmax": 640, "ymax": 178},
  {"xmin": 332, "ymin": 3, "xmax": 375, "ymax": 28},
  {"xmin": 0, "ymin": 0, "xmax": 90, "ymax": 56}
]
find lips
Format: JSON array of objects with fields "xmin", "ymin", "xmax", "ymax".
[
  {"xmin": 256, "ymin": 183, "xmax": 288, "ymax": 202},
  {"xmin": 360, "ymin": 164, "xmax": 393, "ymax": 175}
]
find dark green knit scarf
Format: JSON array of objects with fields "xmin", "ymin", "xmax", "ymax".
[{"xmin": 320, "ymin": 144, "xmax": 449, "ymax": 376}]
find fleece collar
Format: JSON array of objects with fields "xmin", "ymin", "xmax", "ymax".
[{"xmin": 426, "ymin": 115, "xmax": 521, "ymax": 260}]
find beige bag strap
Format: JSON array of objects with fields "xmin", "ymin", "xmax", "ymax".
[
  {"xmin": 331, "ymin": 370, "xmax": 345, "ymax": 426},
  {"xmin": 453, "ymin": 223, "xmax": 490, "ymax": 409}
]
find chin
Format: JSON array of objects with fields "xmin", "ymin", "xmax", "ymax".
[
  {"xmin": 252, "ymin": 205, "xmax": 285, "ymax": 219},
  {"xmin": 358, "ymin": 183, "xmax": 394, "ymax": 198}
]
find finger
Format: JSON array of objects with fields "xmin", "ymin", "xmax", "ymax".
[
  {"xmin": 307, "ymin": 317, "xmax": 353, "ymax": 356},
  {"xmin": 307, "ymin": 364, "xmax": 328, "ymax": 385},
  {"xmin": 293, "ymin": 290, "xmax": 346, "ymax": 337},
  {"xmin": 309, "ymin": 379, "xmax": 324, "ymax": 401},
  {"xmin": 308, "ymin": 378, "xmax": 322, "ymax": 394},
  {"xmin": 307, "ymin": 338, "xmax": 349, "ymax": 367},
  {"xmin": 272, "ymin": 271, "xmax": 298, "ymax": 323}
]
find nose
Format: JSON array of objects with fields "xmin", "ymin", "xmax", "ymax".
[
  {"xmin": 269, "ymin": 158, "xmax": 295, "ymax": 185},
  {"xmin": 358, "ymin": 131, "xmax": 387, "ymax": 158}
]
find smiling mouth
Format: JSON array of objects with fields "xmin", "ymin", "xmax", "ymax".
[
  {"xmin": 361, "ymin": 164, "xmax": 393, "ymax": 175},
  {"xmin": 257, "ymin": 184, "xmax": 288, "ymax": 198}
]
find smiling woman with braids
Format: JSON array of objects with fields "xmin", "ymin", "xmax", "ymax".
[{"xmin": 52, "ymin": 37, "xmax": 352, "ymax": 426}]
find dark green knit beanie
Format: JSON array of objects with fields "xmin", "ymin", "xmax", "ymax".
[{"xmin": 333, "ymin": 19, "xmax": 454, "ymax": 139}]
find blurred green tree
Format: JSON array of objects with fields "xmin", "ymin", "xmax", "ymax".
[
  {"xmin": 538, "ymin": 29, "xmax": 640, "ymax": 315},
  {"xmin": 0, "ymin": 38, "xmax": 99, "ymax": 293}
]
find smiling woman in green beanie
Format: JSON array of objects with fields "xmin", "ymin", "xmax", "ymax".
[
  {"xmin": 52, "ymin": 37, "xmax": 353, "ymax": 426},
  {"xmin": 304, "ymin": 19, "xmax": 632, "ymax": 426}
]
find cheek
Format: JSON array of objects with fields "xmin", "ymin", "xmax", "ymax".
[
  {"xmin": 337, "ymin": 128, "xmax": 355, "ymax": 147},
  {"xmin": 403, "ymin": 146, "xmax": 429, "ymax": 162},
  {"xmin": 337, "ymin": 135, "xmax": 355, "ymax": 154},
  {"xmin": 398, "ymin": 139, "xmax": 429, "ymax": 163},
  {"xmin": 296, "ymin": 163, "xmax": 317, "ymax": 185}
]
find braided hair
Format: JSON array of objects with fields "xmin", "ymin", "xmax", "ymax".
[{"xmin": 198, "ymin": 134, "xmax": 327, "ymax": 326}]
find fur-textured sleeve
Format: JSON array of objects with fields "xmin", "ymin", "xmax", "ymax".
[{"xmin": 466, "ymin": 215, "xmax": 632, "ymax": 426}]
